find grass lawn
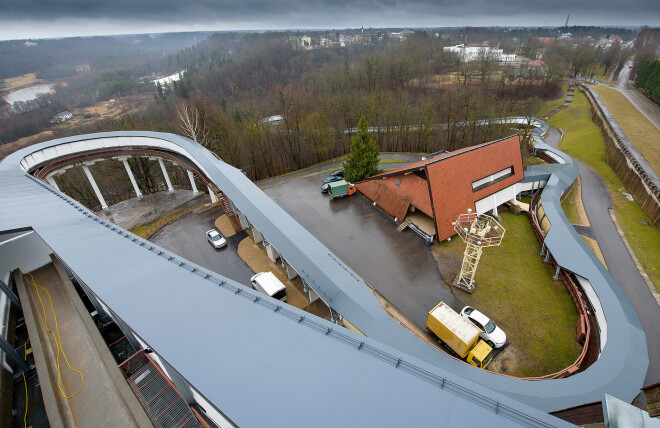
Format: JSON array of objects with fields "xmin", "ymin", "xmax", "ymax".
[
  {"xmin": 378, "ymin": 158, "xmax": 409, "ymax": 164},
  {"xmin": 593, "ymin": 86, "xmax": 660, "ymax": 175},
  {"xmin": 548, "ymin": 90, "xmax": 660, "ymax": 293},
  {"xmin": 536, "ymin": 83, "xmax": 568, "ymax": 118},
  {"xmin": 431, "ymin": 211, "xmax": 582, "ymax": 377}
]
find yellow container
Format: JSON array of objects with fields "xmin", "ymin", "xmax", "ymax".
[{"xmin": 426, "ymin": 301, "xmax": 480, "ymax": 358}]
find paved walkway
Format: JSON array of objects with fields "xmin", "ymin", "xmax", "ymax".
[{"xmin": 17, "ymin": 263, "xmax": 150, "ymax": 427}]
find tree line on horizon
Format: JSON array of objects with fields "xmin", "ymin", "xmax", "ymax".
[{"xmin": 2, "ymin": 27, "xmax": 651, "ymax": 186}]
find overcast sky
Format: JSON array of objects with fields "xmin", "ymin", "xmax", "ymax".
[{"xmin": 0, "ymin": 0, "xmax": 658, "ymax": 41}]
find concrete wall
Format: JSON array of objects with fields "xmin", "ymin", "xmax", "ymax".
[{"xmin": 580, "ymin": 85, "xmax": 660, "ymax": 229}]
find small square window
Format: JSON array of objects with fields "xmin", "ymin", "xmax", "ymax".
[{"xmin": 396, "ymin": 177, "xmax": 402, "ymax": 187}]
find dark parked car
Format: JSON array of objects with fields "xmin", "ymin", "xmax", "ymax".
[
  {"xmin": 329, "ymin": 169, "xmax": 344, "ymax": 178},
  {"xmin": 322, "ymin": 175, "xmax": 344, "ymax": 184},
  {"xmin": 321, "ymin": 175, "xmax": 344, "ymax": 192}
]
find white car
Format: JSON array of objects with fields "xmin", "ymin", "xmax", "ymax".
[
  {"xmin": 460, "ymin": 306, "xmax": 507, "ymax": 348},
  {"xmin": 206, "ymin": 229, "xmax": 227, "ymax": 249}
]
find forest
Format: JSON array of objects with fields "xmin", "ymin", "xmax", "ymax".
[
  {"xmin": 636, "ymin": 58, "xmax": 660, "ymax": 103},
  {"xmin": 2, "ymin": 26, "xmax": 652, "ymax": 184},
  {"xmin": 87, "ymin": 31, "xmax": 569, "ymax": 181},
  {"xmin": 0, "ymin": 32, "xmax": 212, "ymax": 80}
]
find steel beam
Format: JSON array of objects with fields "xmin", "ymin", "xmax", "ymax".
[{"xmin": 0, "ymin": 278, "xmax": 21, "ymax": 308}]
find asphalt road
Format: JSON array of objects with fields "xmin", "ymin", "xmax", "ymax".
[
  {"xmin": 578, "ymin": 161, "xmax": 660, "ymax": 386},
  {"xmin": 150, "ymin": 206, "xmax": 255, "ymax": 287},
  {"xmin": 615, "ymin": 62, "xmax": 660, "ymax": 132},
  {"xmin": 264, "ymin": 171, "xmax": 461, "ymax": 329}
]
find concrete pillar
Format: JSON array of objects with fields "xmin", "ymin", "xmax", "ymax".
[
  {"xmin": 252, "ymin": 227, "xmax": 263, "ymax": 244},
  {"xmin": 46, "ymin": 175, "xmax": 60, "ymax": 191},
  {"xmin": 266, "ymin": 243, "xmax": 279, "ymax": 263},
  {"xmin": 118, "ymin": 157, "xmax": 142, "ymax": 198},
  {"xmin": 82, "ymin": 162, "xmax": 108, "ymax": 209},
  {"xmin": 491, "ymin": 195, "xmax": 498, "ymax": 216},
  {"xmin": 303, "ymin": 280, "xmax": 320, "ymax": 303},
  {"xmin": 237, "ymin": 210, "xmax": 249, "ymax": 229},
  {"xmin": 208, "ymin": 188, "xmax": 219, "ymax": 203},
  {"xmin": 157, "ymin": 158, "xmax": 173, "ymax": 192},
  {"xmin": 553, "ymin": 266, "xmax": 561, "ymax": 280},
  {"xmin": 187, "ymin": 170, "xmax": 199, "ymax": 193},
  {"xmin": 286, "ymin": 264, "xmax": 299, "ymax": 280}
]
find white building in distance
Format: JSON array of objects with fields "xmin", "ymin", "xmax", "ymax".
[{"xmin": 443, "ymin": 44, "xmax": 517, "ymax": 63}]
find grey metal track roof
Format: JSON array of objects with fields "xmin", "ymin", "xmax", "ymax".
[{"xmin": 0, "ymin": 125, "xmax": 646, "ymax": 423}]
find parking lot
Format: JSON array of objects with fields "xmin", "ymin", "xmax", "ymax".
[
  {"xmin": 263, "ymin": 171, "xmax": 463, "ymax": 329},
  {"xmin": 150, "ymin": 206, "xmax": 255, "ymax": 286}
]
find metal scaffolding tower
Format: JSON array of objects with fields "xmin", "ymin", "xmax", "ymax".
[{"xmin": 452, "ymin": 209, "xmax": 505, "ymax": 293}]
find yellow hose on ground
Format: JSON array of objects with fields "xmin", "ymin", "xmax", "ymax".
[{"xmin": 19, "ymin": 269, "xmax": 84, "ymax": 400}]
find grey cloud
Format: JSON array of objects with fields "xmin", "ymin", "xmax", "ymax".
[
  {"xmin": 0, "ymin": 0, "xmax": 657, "ymax": 40},
  {"xmin": 2, "ymin": 0, "xmax": 659, "ymax": 22}
]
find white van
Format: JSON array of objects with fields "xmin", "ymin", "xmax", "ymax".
[{"xmin": 250, "ymin": 272, "xmax": 288, "ymax": 302}]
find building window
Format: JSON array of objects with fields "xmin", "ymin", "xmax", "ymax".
[
  {"xmin": 396, "ymin": 177, "xmax": 402, "ymax": 187},
  {"xmin": 472, "ymin": 166, "xmax": 514, "ymax": 192}
]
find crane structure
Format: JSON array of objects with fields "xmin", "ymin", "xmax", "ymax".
[{"xmin": 452, "ymin": 209, "xmax": 505, "ymax": 293}]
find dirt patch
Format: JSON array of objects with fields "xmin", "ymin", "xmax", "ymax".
[
  {"xmin": 580, "ymin": 235, "xmax": 608, "ymax": 269},
  {"xmin": 561, "ymin": 176, "xmax": 590, "ymax": 227},
  {"xmin": 214, "ymin": 214, "xmax": 236, "ymax": 238},
  {"xmin": 430, "ymin": 241, "xmax": 463, "ymax": 284},
  {"xmin": 489, "ymin": 345, "xmax": 525, "ymax": 375},
  {"xmin": 1, "ymin": 73, "xmax": 42, "ymax": 92},
  {"xmin": 237, "ymin": 234, "xmax": 330, "ymax": 320}
]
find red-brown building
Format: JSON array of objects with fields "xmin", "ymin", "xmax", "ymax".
[{"xmin": 356, "ymin": 135, "xmax": 524, "ymax": 242}]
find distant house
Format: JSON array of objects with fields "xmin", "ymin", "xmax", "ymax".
[
  {"xmin": 24, "ymin": 41, "xmax": 37, "ymax": 47},
  {"xmin": 51, "ymin": 111, "xmax": 73, "ymax": 124},
  {"xmin": 356, "ymin": 136, "xmax": 524, "ymax": 243},
  {"xmin": 259, "ymin": 115, "xmax": 284, "ymax": 126}
]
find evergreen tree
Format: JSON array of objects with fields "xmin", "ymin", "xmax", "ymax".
[
  {"xmin": 635, "ymin": 58, "xmax": 660, "ymax": 104},
  {"xmin": 343, "ymin": 116, "xmax": 382, "ymax": 183}
]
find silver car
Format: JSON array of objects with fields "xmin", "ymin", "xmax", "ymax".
[{"xmin": 206, "ymin": 229, "xmax": 227, "ymax": 249}]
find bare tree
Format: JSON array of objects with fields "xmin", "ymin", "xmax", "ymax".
[{"xmin": 176, "ymin": 98, "xmax": 211, "ymax": 147}]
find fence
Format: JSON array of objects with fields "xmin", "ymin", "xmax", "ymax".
[{"xmin": 579, "ymin": 84, "xmax": 660, "ymax": 229}]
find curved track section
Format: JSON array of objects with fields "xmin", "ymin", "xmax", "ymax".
[{"xmin": 0, "ymin": 127, "xmax": 646, "ymax": 416}]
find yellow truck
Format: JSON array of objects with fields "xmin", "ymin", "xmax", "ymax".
[{"xmin": 426, "ymin": 301, "xmax": 494, "ymax": 369}]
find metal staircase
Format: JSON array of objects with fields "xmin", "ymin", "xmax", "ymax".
[{"xmin": 396, "ymin": 218, "xmax": 412, "ymax": 232}]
